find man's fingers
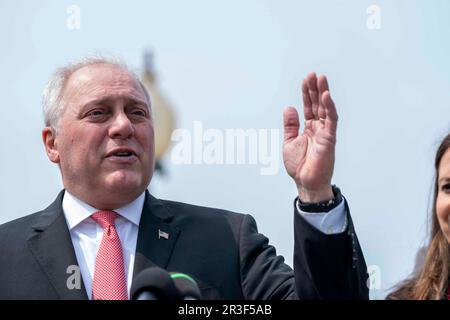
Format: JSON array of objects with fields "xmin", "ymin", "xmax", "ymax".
[
  {"xmin": 307, "ymin": 72, "xmax": 319, "ymax": 119},
  {"xmin": 283, "ymin": 107, "xmax": 300, "ymax": 142},
  {"xmin": 317, "ymin": 75, "xmax": 329, "ymax": 95},
  {"xmin": 323, "ymin": 91, "xmax": 338, "ymax": 134},
  {"xmin": 302, "ymin": 73, "xmax": 335, "ymax": 128},
  {"xmin": 318, "ymin": 96, "xmax": 327, "ymax": 120},
  {"xmin": 301, "ymin": 79, "xmax": 314, "ymax": 120},
  {"xmin": 317, "ymin": 75, "xmax": 330, "ymax": 120}
]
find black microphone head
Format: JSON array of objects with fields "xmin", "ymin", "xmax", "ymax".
[
  {"xmin": 170, "ymin": 272, "xmax": 202, "ymax": 300},
  {"xmin": 130, "ymin": 266, "xmax": 181, "ymax": 300}
]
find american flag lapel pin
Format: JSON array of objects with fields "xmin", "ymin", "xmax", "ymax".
[{"xmin": 158, "ymin": 229, "xmax": 169, "ymax": 240}]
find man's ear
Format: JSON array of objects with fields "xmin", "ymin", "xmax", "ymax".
[{"xmin": 42, "ymin": 127, "xmax": 60, "ymax": 163}]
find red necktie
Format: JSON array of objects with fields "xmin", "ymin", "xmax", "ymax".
[{"xmin": 91, "ymin": 211, "xmax": 128, "ymax": 300}]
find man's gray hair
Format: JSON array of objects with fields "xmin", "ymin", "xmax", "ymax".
[{"xmin": 42, "ymin": 55, "xmax": 151, "ymax": 131}]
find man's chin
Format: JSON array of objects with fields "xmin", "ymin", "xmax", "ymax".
[{"xmin": 104, "ymin": 172, "xmax": 147, "ymax": 195}]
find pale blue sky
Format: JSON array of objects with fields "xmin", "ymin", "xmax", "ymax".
[{"xmin": 1, "ymin": 0, "xmax": 449, "ymax": 299}]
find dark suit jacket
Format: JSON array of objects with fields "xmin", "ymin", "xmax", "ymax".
[{"xmin": 0, "ymin": 190, "xmax": 368, "ymax": 299}]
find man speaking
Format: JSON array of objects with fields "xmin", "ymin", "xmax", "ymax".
[{"xmin": 0, "ymin": 56, "xmax": 368, "ymax": 299}]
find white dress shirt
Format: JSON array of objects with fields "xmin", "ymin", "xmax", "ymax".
[
  {"xmin": 296, "ymin": 198, "xmax": 347, "ymax": 234},
  {"xmin": 62, "ymin": 191, "xmax": 144, "ymax": 300},
  {"xmin": 62, "ymin": 191, "xmax": 346, "ymax": 300}
]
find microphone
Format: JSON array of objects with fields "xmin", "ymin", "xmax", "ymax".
[
  {"xmin": 130, "ymin": 266, "xmax": 182, "ymax": 300},
  {"xmin": 170, "ymin": 272, "xmax": 202, "ymax": 300}
]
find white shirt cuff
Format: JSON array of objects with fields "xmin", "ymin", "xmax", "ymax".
[{"xmin": 296, "ymin": 198, "xmax": 347, "ymax": 234}]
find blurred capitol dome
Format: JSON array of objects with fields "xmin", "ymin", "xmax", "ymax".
[{"xmin": 141, "ymin": 50, "xmax": 176, "ymax": 175}]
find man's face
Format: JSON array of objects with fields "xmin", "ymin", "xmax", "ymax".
[
  {"xmin": 436, "ymin": 148, "xmax": 450, "ymax": 243},
  {"xmin": 43, "ymin": 63, "xmax": 155, "ymax": 209}
]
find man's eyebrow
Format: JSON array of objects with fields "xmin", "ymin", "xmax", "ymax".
[{"xmin": 84, "ymin": 96, "xmax": 149, "ymax": 108}]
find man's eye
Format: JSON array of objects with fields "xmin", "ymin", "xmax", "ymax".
[
  {"xmin": 86, "ymin": 109, "xmax": 106, "ymax": 117},
  {"xmin": 441, "ymin": 183, "xmax": 450, "ymax": 191},
  {"xmin": 130, "ymin": 109, "xmax": 147, "ymax": 117}
]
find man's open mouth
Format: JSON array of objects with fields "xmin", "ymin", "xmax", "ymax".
[
  {"xmin": 106, "ymin": 148, "xmax": 137, "ymax": 158},
  {"xmin": 112, "ymin": 151, "xmax": 134, "ymax": 157}
]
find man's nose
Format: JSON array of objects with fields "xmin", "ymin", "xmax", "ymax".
[{"xmin": 108, "ymin": 112, "xmax": 134, "ymax": 139}]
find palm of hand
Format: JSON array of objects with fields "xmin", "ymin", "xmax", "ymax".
[{"xmin": 283, "ymin": 73, "xmax": 338, "ymax": 192}]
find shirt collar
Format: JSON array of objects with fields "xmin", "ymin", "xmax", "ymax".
[{"xmin": 62, "ymin": 190, "xmax": 145, "ymax": 230}]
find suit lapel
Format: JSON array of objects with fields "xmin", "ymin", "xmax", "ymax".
[
  {"xmin": 132, "ymin": 191, "xmax": 181, "ymax": 280},
  {"xmin": 26, "ymin": 190, "xmax": 181, "ymax": 298},
  {"xmin": 27, "ymin": 190, "xmax": 88, "ymax": 300}
]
